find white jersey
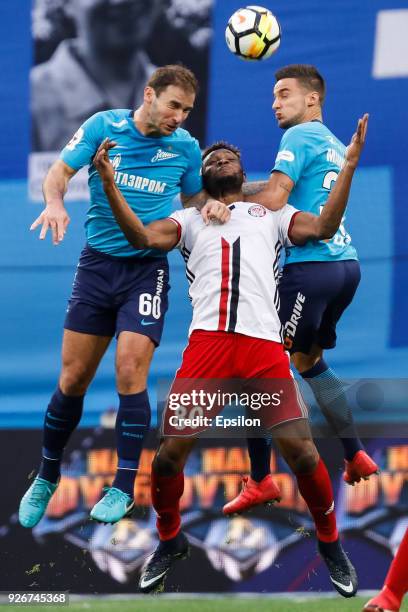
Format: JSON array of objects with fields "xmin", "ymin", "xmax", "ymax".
[{"xmin": 169, "ymin": 202, "xmax": 298, "ymax": 343}]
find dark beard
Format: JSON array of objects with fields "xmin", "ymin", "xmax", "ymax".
[{"xmin": 203, "ymin": 170, "xmax": 244, "ymax": 200}]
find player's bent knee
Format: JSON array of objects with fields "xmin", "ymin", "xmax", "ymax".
[
  {"xmin": 116, "ymin": 356, "xmax": 149, "ymax": 391},
  {"xmin": 59, "ymin": 367, "xmax": 93, "ymax": 395},
  {"xmin": 153, "ymin": 445, "xmax": 186, "ymax": 477},
  {"xmin": 292, "ymin": 444, "xmax": 319, "ymax": 474},
  {"xmin": 279, "ymin": 440, "xmax": 319, "ymax": 474},
  {"xmin": 291, "ymin": 352, "xmax": 321, "ymax": 373}
]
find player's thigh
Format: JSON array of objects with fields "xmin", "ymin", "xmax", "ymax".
[
  {"xmin": 153, "ymin": 437, "xmax": 197, "ymax": 475},
  {"xmin": 60, "ymin": 329, "xmax": 112, "ymax": 393},
  {"xmin": 116, "ymin": 257, "xmax": 170, "ymax": 348},
  {"xmin": 279, "ymin": 264, "xmax": 328, "ymax": 354},
  {"xmin": 115, "ymin": 331, "xmax": 156, "ymax": 393},
  {"xmin": 176, "ymin": 330, "xmax": 235, "ymax": 378},
  {"xmin": 64, "ymin": 246, "xmax": 118, "ymax": 338},
  {"xmin": 239, "ymin": 340, "xmax": 309, "ymax": 430},
  {"xmin": 161, "ymin": 331, "xmax": 234, "ymax": 436},
  {"xmin": 317, "ymin": 260, "xmax": 361, "ymax": 350},
  {"xmin": 236, "ymin": 336, "xmax": 291, "ymax": 378}
]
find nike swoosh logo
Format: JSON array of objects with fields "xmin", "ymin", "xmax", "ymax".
[
  {"xmin": 47, "ymin": 412, "xmax": 67, "ymax": 422},
  {"xmin": 330, "ymin": 578, "xmax": 354, "ymax": 593},
  {"xmin": 141, "ymin": 319, "xmax": 156, "ymax": 326},
  {"xmin": 121, "ymin": 421, "xmax": 145, "ymax": 427},
  {"xmin": 139, "ymin": 570, "xmax": 167, "ymax": 589},
  {"xmin": 324, "ymin": 501, "xmax": 335, "ymax": 515}
]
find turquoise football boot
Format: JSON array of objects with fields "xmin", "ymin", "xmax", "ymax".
[
  {"xmin": 19, "ymin": 476, "xmax": 58, "ymax": 528},
  {"xmin": 90, "ymin": 487, "xmax": 134, "ymax": 524}
]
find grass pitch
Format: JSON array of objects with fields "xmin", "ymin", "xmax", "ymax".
[{"xmin": 11, "ymin": 596, "xmax": 390, "ymax": 612}]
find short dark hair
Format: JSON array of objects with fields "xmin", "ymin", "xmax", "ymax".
[
  {"xmin": 147, "ymin": 64, "xmax": 199, "ymax": 97},
  {"xmin": 202, "ymin": 141, "xmax": 241, "ymax": 164},
  {"xmin": 275, "ymin": 64, "xmax": 326, "ymax": 105}
]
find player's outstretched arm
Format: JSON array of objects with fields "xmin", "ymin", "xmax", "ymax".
[
  {"xmin": 290, "ymin": 114, "xmax": 369, "ymax": 245},
  {"xmin": 94, "ymin": 139, "xmax": 179, "ymax": 252},
  {"xmin": 30, "ymin": 160, "xmax": 76, "ymax": 245},
  {"xmin": 243, "ymin": 171, "xmax": 294, "ymax": 211}
]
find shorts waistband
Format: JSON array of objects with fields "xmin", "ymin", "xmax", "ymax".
[{"xmin": 84, "ymin": 244, "xmax": 168, "ymax": 264}]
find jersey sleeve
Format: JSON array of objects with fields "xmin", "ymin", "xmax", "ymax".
[
  {"xmin": 60, "ymin": 112, "xmax": 105, "ymax": 171},
  {"xmin": 167, "ymin": 208, "xmax": 190, "ymax": 249},
  {"xmin": 179, "ymin": 138, "xmax": 203, "ymax": 196},
  {"xmin": 272, "ymin": 127, "xmax": 310, "ymax": 185},
  {"xmin": 275, "ymin": 204, "xmax": 300, "ymax": 247}
]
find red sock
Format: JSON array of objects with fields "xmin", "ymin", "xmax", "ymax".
[
  {"xmin": 385, "ymin": 527, "xmax": 408, "ymax": 603},
  {"xmin": 295, "ymin": 457, "xmax": 338, "ymax": 543},
  {"xmin": 151, "ymin": 469, "xmax": 184, "ymax": 541}
]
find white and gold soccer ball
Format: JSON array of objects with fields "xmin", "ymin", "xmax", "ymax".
[{"xmin": 225, "ymin": 5, "xmax": 281, "ymax": 60}]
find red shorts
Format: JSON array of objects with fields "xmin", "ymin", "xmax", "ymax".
[{"xmin": 162, "ymin": 330, "xmax": 308, "ymax": 436}]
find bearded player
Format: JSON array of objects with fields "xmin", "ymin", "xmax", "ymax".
[
  {"xmin": 93, "ymin": 113, "xmax": 367, "ymax": 596},
  {"xmin": 224, "ymin": 65, "xmax": 378, "ymax": 516},
  {"xmin": 19, "ymin": 65, "xmax": 227, "ymax": 529}
]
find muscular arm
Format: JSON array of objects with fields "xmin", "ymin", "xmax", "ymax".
[
  {"xmin": 180, "ymin": 190, "xmax": 208, "ymax": 209},
  {"xmin": 103, "ymin": 181, "xmax": 179, "ymax": 251},
  {"xmin": 243, "ymin": 171, "xmax": 293, "ymax": 211},
  {"xmin": 43, "ymin": 159, "xmax": 77, "ymax": 206},
  {"xmin": 289, "ymin": 161, "xmax": 356, "ymax": 245},
  {"xmin": 289, "ymin": 114, "xmax": 369, "ymax": 245},
  {"xmin": 31, "ymin": 159, "xmax": 77, "ymax": 244},
  {"xmin": 94, "ymin": 139, "xmax": 179, "ymax": 251}
]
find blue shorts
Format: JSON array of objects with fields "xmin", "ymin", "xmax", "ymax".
[
  {"xmin": 279, "ymin": 260, "xmax": 361, "ymax": 354},
  {"xmin": 64, "ymin": 245, "xmax": 169, "ymax": 345}
]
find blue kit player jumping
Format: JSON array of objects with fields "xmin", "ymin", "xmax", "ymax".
[
  {"xmin": 224, "ymin": 64, "xmax": 379, "ymax": 515},
  {"xmin": 19, "ymin": 65, "xmax": 225, "ymax": 527}
]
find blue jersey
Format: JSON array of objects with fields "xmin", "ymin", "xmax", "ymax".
[
  {"xmin": 61, "ymin": 109, "xmax": 203, "ymax": 257},
  {"xmin": 273, "ymin": 121, "xmax": 358, "ymax": 265}
]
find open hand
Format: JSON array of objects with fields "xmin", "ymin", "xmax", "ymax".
[
  {"xmin": 345, "ymin": 113, "xmax": 369, "ymax": 168},
  {"xmin": 30, "ymin": 206, "xmax": 70, "ymax": 245}
]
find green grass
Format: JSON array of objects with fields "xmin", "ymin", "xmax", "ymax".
[{"xmin": 8, "ymin": 597, "xmax": 388, "ymax": 612}]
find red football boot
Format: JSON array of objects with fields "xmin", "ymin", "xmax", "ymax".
[
  {"xmin": 223, "ymin": 474, "xmax": 281, "ymax": 515},
  {"xmin": 363, "ymin": 586, "xmax": 401, "ymax": 612},
  {"xmin": 343, "ymin": 450, "xmax": 380, "ymax": 485}
]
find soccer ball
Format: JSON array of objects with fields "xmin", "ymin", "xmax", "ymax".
[{"xmin": 225, "ymin": 5, "xmax": 281, "ymax": 61}]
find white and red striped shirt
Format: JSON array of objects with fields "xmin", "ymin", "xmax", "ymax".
[{"xmin": 169, "ymin": 202, "xmax": 298, "ymax": 343}]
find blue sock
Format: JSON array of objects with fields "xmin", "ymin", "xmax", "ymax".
[
  {"xmin": 112, "ymin": 390, "xmax": 151, "ymax": 496},
  {"xmin": 301, "ymin": 359, "xmax": 364, "ymax": 461},
  {"xmin": 247, "ymin": 437, "xmax": 272, "ymax": 482},
  {"xmin": 39, "ymin": 387, "xmax": 84, "ymax": 483}
]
